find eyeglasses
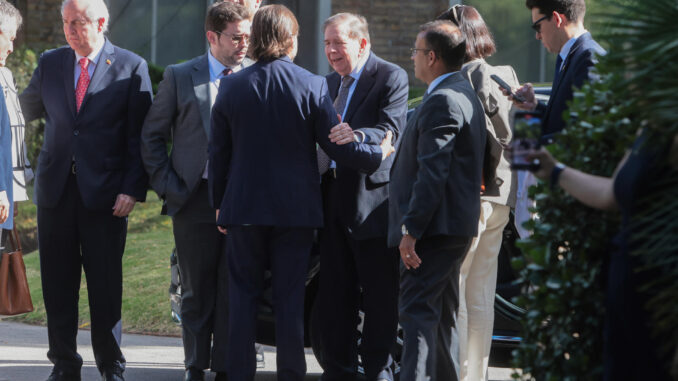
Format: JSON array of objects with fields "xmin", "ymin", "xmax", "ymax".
[
  {"xmin": 443, "ymin": 4, "xmax": 463, "ymax": 25},
  {"xmin": 410, "ymin": 48, "xmax": 432, "ymax": 57},
  {"xmin": 531, "ymin": 15, "xmax": 549, "ymax": 33},
  {"xmin": 214, "ymin": 31, "xmax": 250, "ymax": 45}
]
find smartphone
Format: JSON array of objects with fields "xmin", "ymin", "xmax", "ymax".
[
  {"xmin": 511, "ymin": 111, "xmax": 541, "ymax": 170},
  {"xmin": 491, "ymin": 74, "xmax": 526, "ymax": 103}
]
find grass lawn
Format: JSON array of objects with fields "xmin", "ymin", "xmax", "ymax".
[{"xmin": 7, "ymin": 190, "xmax": 181, "ymax": 337}]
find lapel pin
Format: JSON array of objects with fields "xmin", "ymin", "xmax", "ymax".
[{"xmin": 106, "ymin": 59, "xmax": 111, "ymax": 65}]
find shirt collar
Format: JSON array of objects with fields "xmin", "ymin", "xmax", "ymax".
[
  {"xmin": 75, "ymin": 37, "xmax": 105, "ymax": 66},
  {"xmin": 426, "ymin": 72, "xmax": 456, "ymax": 95},
  {"xmin": 559, "ymin": 29, "xmax": 587, "ymax": 65},
  {"xmin": 207, "ymin": 49, "xmax": 229, "ymax": 83}
]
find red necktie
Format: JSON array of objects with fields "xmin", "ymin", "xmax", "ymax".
[
  {"xmin": 222, "ymin": 68, "xmax": 233, "ymax": 77},
  {"xmin": 76, "ymin": 57, "xmax": 90, "ymax": 112}
]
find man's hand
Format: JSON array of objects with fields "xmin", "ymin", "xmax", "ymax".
[
  {"xmin": 500, "ymin": 83, "xmax": 538, "ymax": 111},
  {"xmin": 329, "ymin": 122, "xmax": 357, "ymax": 145},
  {"xmin": 215, "ymin": 209, "xmax": 227, "ymax": 235},
  {"xmin": 399, "ymin": 234, "xmax": 421, "ymax": 270},
  {"xmin": 0, "ymin": 191, "xmax": 8, "ymax": 224},
  {"xmin": 112, "ymin": 194, "xmax": 137, "ymax": 217},
  {"xmin": 380, "ymin": 130, "xmax": 395, "ymax": 160}
]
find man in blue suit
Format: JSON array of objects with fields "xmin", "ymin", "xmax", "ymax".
[
  {"xmin": 208, "ymin": 6, "xmax": 394, "ymax": 381},
  {"xmin": 19, "ymin": 0, "xmax": 152, "ymax": 380},
  {"xmin": 508, "ymin": 0, "xmax": 605, "ymax": 136},
  {"xmin": 316, "ymin": 12, "xmax": 408, "ymax": 381}
]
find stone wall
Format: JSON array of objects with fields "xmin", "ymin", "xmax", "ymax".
[
  {"xmin": 331, "ymin": 0, "xmax": 451, "ymax": 87},
  {"xmin": 16, "ymin": 0, "xmax": 66, "ymax": 49}
]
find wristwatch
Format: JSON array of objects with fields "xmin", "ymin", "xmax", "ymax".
[
  {"xmin": 401, "ymin": 224, "xmax": 409, "ymax": 236},
  {"xmin": 550, "ymin": 162, "xmax": 567, "ymax": 190}
]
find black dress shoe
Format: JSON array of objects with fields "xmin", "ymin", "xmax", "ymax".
[
  {"xmin": 214, "ymin": 372, "xmax": 228, "ymax": 381},
  {"xmin": 184, "ymin": 367, "xmax": 204, "ymax": 381},
  {"xmin": 101, "ymin": 367, "xmax": 124, "ymax": 381},
  {"xmin": 46, "ymin": 368, "xmax": 81, "ymax": 381}
]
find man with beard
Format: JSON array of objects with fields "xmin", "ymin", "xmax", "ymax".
[{"xmin": 141, "ymin": 2, "xmax": 252, "ymax": 380}]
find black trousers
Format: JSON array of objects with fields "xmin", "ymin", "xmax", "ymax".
[
  {"xmin": 318, "ymin": 218, "xmax": 399, "ymax": 381},
  {"xmin": 398, "ymin": 235, "xmax": 472, "ymax": 381},
  {"xmin": 225, "ymin": 225, "xmax": 313, "ymax": 381},
  {"xmin": 37, "ymin": 172, "xmax": 127, "ymax": 373},
  {"xmin": 172, "ymin": 180, "xmax": 227, "ymax": 371}
]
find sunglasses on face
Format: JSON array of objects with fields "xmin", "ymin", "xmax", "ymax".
[{"xmin": 531, "ymin": 15, "xmax": 549, "ymax": 33}]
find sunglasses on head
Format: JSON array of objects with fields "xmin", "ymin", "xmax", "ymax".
[{"xmin": 442, "ymin": 4, "xmax": 463, "ymax": 25}]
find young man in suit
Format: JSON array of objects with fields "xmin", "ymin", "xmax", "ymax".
[
  {"xmin": 507, "ymin": 0, "xmax": 605, "ymax": 136},
  {"xmin": 141, "ymin": 3, "xmax": 251, "ymax": 381},
  {"xmin": 208, "ymin": 5, "xmax": 395, "ymax": 380},
  {"xmin": 389, "ymin": 21, "xmax": 487, "ymax": 381},
  {"xmin": 316, "ymin": 12, "xmax": 408, "ymax": 381},
  {"xmin": 19, "ymin": 0, "xmax": 152, "ymax": 380}
]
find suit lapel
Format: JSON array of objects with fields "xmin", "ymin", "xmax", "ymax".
[
  {"xmin": 327, "ymin": 72, "xmax": 340, "ymax": 103},
  {"xmin": 62, "ymin": 50, "xmax": 77, "ymax": 118},
  {"xmin": 343, "ymin": 53, "xmax": 377, "ymax": 123},
  {"xmin": 81, "ymin": 39, "xmax": 115, "ymax": 112},
  {"xmin": 192, "ymin": 55, "xmax": 211, "ymax": 137},
  {"xmin": 547, "ymin": 33, "xmax": 589, "ymax": 112}
]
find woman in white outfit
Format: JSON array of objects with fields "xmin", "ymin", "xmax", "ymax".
[{"xmin": 437, "ymin": 5, "xmax": 519, "ymax": 381}]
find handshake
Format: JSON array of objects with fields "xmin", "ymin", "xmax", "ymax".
[{"xmin": 329, "ymin": 117, "xmax": 395, "ymax": 160}]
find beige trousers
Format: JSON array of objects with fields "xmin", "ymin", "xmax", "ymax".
[{"xmin": 458, "ymin": 201, "xmax": 510, "ymax": 381}]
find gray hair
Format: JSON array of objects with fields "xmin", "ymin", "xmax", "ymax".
[
  {"xmin": 61, "ymin": 0, "xmax": 110, "ymax": 33},
  {"xmin": 323, "ymin": 13, "xmax": 370, "ymax": 45},
  {"xmin": 0, "ymin": 0, "xmax": 22, "ymax": 35}
]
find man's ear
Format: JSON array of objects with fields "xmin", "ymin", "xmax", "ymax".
[
  {"xmin": 553, "ymin": 10, "xmax": 567, "ymax": 28},
  {"xmin": 428, "ymin": 50, "xmax": 436, "ymax": 67},
  {"xmin": 206, "ymin": 31, "xmax": 217, "ymax": 47},
  {"xmin": 359, "ymin": 38, "xmax": 368, "ymax": 54}
]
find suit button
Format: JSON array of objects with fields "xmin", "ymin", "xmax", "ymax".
[{"xmin": 74, "ymin": 130, "xmax": 79, "ymax": 136}]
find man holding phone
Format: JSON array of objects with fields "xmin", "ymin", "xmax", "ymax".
[{"xmin": 504, "ymin": 0, "xmax": 604, "ymax": 136}]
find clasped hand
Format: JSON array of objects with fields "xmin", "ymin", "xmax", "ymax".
[{"xmin": 329, "ymin": 115, "xmax": 395, "ymax": 160}]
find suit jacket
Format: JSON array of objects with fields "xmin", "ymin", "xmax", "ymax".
[
  {"xmin": 209, "ymin": 56, "xmax": 383, "ymax": 228},
  {"xmin": 461, "ymin": 59, "xmax": 518, "ymax": 207},
  {"xmin": 325, "ymin": 52, "xmax": 408, "ymax": 239},
  {"xmin": 20, "ymin": 39, "xmax": 152, "ymax": 210},
  {"xmin": 388, "ymin": 73, "xmax": 487, "ymax": 247},
  {"xmin": 538, "ymin": 32, "xmax": 605, "ymax": 136},
  {"xmin": 141, "ymin": 54, "xmax": 252, "ymax": 216}
]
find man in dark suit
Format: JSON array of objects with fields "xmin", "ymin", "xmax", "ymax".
[
  {"xmin": 19, "ymin": 1, "xmax": 152, "ymax": 380},
  {"xmin": 388, "ymin": 21, "xmax": 486, "ymax": 381},
  {"xmin": 208, "ymin": 5, "xmax": 394, "ymax": 381},
  {"xmin": 316, "ymin": 12, "xmax": 408, "ymax": 381},
  {"xmin": 508, "ymin": 0, "xmax": 605, "ymax": 136},
  {"xmin": 141, "ymin": 3, "xmax": 251, "ymax": 381}
]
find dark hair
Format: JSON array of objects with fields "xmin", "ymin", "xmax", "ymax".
[
  {"xmin": 205, "ymin": 1, "xmax": 251, "ymax": 34},
  {"xmin": 525, "ymin": 0, "xmax": 586, "ymax": 22},
  {"xmin": 436, "ymin": 5, "xmax": 495, "ymax": 62},
  {"xmin": 249, "ymin": 4, "xmax": 298, "ymax": 61},
  {"xmin": 419, "ymin": 20, "xmax": 466, "ymax": 72},
  {"xmin": 323, "ymin": 13, "xmax": 371, "ymax": 45}
]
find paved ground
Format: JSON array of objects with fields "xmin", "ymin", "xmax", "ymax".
[{"xmin": 0, "ymin": 320, "xmax": 515, "ymax": 380}]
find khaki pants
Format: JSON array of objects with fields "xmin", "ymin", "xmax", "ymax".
[{"xmin": 458, "ymin": 201, "xmax": 510, "ymax": 381}]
